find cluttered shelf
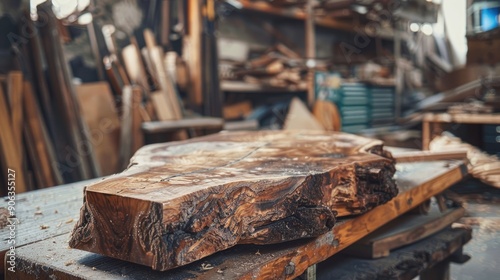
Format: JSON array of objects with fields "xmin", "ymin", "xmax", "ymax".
[{"xmin": 235, "ymin": 0, "xmax": 397, "ymax": 39}]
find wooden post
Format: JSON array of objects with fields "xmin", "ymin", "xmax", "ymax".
[
  {"xmin": 305, "ymin": 0, "xmax": 315, "ymax": 106},
  {"xmin": 186, "ymin": 0, "xmax": 203, "ymax": 109},
  {"xmin": 422, "ymin": 117, "xmax": 431, "ymax": 150}
]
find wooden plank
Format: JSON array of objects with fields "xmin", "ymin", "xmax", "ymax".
[
  {"xmin": 23, "ymin": 81, "xmax": 62, "ymax": 188},
  {"xmin": 149, "ymin": 45, "xmax": 183, "ymax": 120},
  {"xmin": 315, "ymin": 227, "xmax": 472, "ymax": 279},
  {"xmin": 131, "ymin": 86, "xmax": 144, "ymax": 154},
  {"xmin": 122, "ymin": 44, "xmax": 150, "ymax": 90},
  {"xmin": 4, "ymin": 160, "xmax": 466, "ymax": 279},
  {"xmin": 119, "ymin": 86, "xmax": 134, "ymax": 170},
  {"xmin": 393, "ymin": 150, "xmax": 468, "ymax": 163},
  {"xmin": 343, "ymin": 206, "xmax": 465, "ymax": 258},
  {"xmin": 7, "ymin": 72, "xmax": 24, "ymax": 155},
  {"xmin": 423, "ymin": 113, "xmax": 500, "ymax": 125},
  {"xmin": 0, "ymin": 84, "xmax": 27, "ymax": 193},
  {"xmin": 142, "ymin": 117, "xmax": 224, "ymax": 134},
  {"xmin": 69, "ymin": 131, "xmax": 398, "ymax": 271},
  {"xmin": 150, "ymin": 91, "xmax": 175, "ymax": 121},
  {"xmin": 75, "ymin": 82, "xmax": 121, "ymax": 176},
  {"xmin": 38, "ymin": 2, "xmax": 97, "ymax": 180}
]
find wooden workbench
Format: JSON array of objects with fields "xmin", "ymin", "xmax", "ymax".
[
  {"xmin": 3, "ymin": 159, "xmax": 467, "ymax": 279},
  {"xmin": 422, "ymin": 113, "xmax": 500, "ymax": 150}
]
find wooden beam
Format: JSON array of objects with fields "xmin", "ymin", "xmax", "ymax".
[
  {"xmin": 69, "ymin": 131, "xmax": 398, "ymax": 271},
  {"xmin": 186, "ymin": 0, "xmax": 203, "ymax": 107},
  {"xmin": 343, "ymin": 206, "xmax": 465, "ymax": 258},
  {"xmin": 142, "ymin": 117, "xmax": 223, "ymax": 134}
]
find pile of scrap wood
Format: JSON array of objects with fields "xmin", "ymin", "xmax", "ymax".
[
  {"xmin": 70, "ymin": 130, "xmax": 398, "ymax": 271},
  {"xmin": 0, "ymin": 2, "xmax": 191, "ymax": 192},
  {"xmin": 221, "ymin": 44, "xmax": 308, "ymax": 90},
  {"xmin": 430, "ymin": 133, "xmax": 500, "ymax": 188},
  {"xmin": 0, "ymin": 72, "xmax": 62, "ymax": 194}
]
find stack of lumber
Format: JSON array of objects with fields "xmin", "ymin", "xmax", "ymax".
[
  {"xmin": 0, "ymin": 72, "xmax": 62, "ymax": 195},
  {"xmin": 222, "ymin": 44, "xmax": 308, "ymax": 90},
  {"xmin": 430, "ymin": 133, "xmax": 500, "ymax": 188},
  {"xmin": 3, "ymin": 1, "xmax": 216, "ymax": 193},
  {"xmin": 69, "ymin": 130, "xmax": 398, "ymax": 271}
]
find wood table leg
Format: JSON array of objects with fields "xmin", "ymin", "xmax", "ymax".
[
  {"xmin": 420, "ymin": 258, "xmax": 451, "ymax": 280},
  {"xmin": 422, "ymin": 120, "xmax": 431, "ymax": 150},
  {"xmin": 307, "ymin": 264, "xmax": 317, "ymax": 280}
]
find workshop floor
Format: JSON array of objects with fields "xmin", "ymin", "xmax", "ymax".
[{"xmin": 450, "ymin": 185, "xmax": 500, "ymax": 280}]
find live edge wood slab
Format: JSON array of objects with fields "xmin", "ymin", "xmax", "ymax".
[
  {"xmin": 69, "ymin": 131, "xmax": 398, "ymax": 271},
  {"xmin": 5, "ymin": 160, "xmax": 467, "ymax": 280}
]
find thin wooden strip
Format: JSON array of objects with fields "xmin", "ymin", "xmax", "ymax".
[
  {"xmin": 119, "ymin": 86, "xmax": 133, "ymax": 170},
  {"xmin": 141, "ymin": 117, "xmax": 223, "ymax": 134},
  {"xmin": 122, "ymin": 44, "xmax": 149, "ymax": 90},
  {"xmin": 131, "ymin": 86, "xmax": 144, "ymax": 154},
  {"xmin": 7, "ymin": 71, "xmax": 24, "ymax": 157},
  {"xmin": 393, "ymin": 150, "xmax": 468, "ymax": 163}
]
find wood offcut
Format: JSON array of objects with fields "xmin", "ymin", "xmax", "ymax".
[{"xmin": 70, "ymin": 131, "xmax": 398, "ymax": 271}]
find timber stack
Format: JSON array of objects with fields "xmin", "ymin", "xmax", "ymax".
[{"xmin": 69, "ymin": 130, "xmax": 398, "ymax": 271}]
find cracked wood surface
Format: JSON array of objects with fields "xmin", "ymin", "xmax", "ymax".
[{"xmin": 69, "ymin": 131, "xmax": 397, "ymax": 271}]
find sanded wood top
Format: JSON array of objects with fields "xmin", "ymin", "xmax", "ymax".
[{"xmin": 89, "ymin": 130, "xmax": 388, "ymax": 201}]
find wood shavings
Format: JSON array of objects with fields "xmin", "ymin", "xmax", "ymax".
[{"xmin": 201, "ymin": 263, "xmax": 214, "ymax": 270}]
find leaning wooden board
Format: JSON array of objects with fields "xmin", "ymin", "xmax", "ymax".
[
  {"xmin": 69, "ymin": 131, "xmax": 398, "ymax": 271},
  {"xmin": 4, "ymin": 160, "xmax": 466, "ymax": 279}
]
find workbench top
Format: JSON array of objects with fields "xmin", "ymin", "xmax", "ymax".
[{"xmin": 3, "ymin": 160, "xmax": 467, "ymax": 279}]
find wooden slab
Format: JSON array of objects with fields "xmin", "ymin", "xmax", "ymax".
[
  {"xmin": 4, "ymin": 160, "xmax": 466, "ymax": 279},
  {"xmin": 75, "ymin": 82, "xmax": 121, "ymax": 176},
  {"xmin": 69, "ymin": 131, "xmax": 397, "ymax": 271},
  {"xmin": 343, "ymin": 205, "xmax": 465, "ymax": 258}
]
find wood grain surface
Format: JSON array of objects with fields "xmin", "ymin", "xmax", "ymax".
[{"xmin": 69, "ymin": 131, "xmax": 398, "ymax": 271}]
